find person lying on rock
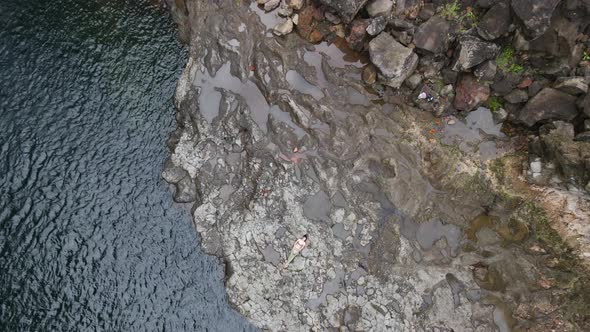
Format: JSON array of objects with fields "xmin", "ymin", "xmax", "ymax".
[{"xmin": 283, "ymin": 234, "xmax": 307, "ymax": 269}]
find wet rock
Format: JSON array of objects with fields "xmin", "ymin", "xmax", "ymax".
[
  {"xmin": 517, "ymin": 88, "xmax": 578, "ymax": 127},
  {"xmin": 477, "ymin": 1, "xmax": 511, "ymax": 40},
  {"xmin": 553, "ymin": 77, "xmax": 588, "ymax": 96},
  {"xmin": 264, "ymin": 0, "xmax": 281, "ymax": 12},
  {"xmin": 366, "ymin": 16, "xmax": 387, "ymax": 36},
  {"xmin": 511, "ymin": 0, "xmax": 560, "ymax": 40},
  {"xmin": 317, "ymin": 0, "xmax": 369, "ymax": 23},
  {"xmin": 366, "ymin": 0, "xmax": 393, "ymax": 17},
  {"xmin": 273, "ymin": 18, "xmax": 294, "ymax": 36},
  {"xmin": 452, "ymin": 35, "xmax": 501, "ymax": 71},
  {"xmin": 504, "ymin": 89, "xmax": 529, "ymax": 104},
  {"xmin": 413, "ymin": 15, "xmax": 450, "ymax": 54},
  {"xmin": 474, "ymin": 60, "xmax": 497, "ymax": 81},
  {"xmin": 173, "ymin": 177, "xmax": 198, "ymax": 203},
  {"xmin": 454, "ymin": 73, "xmax": 491, "ymax": 111},
  {"xmin": 346, "ymin": 19, "xmax": 370, "ymax": 51},
  {"xmin": 162, "ymin": 158, "xmax": 189, "ymax": 184},
  {"xmin": 368, "ymin": 32, "xmax": 419, "ymax": 88},
  {"xmin": 362, "ymin": 65, "xmax": 378, "ymax": 84}
]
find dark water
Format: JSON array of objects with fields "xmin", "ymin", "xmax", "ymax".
[{"xmin": 0, "ymin": 0, "xmax": 254, "ymax": 330}]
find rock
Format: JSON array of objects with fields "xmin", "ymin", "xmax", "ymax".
[
  {"xmin": 162, "ymin": 159, "xmax": 189, "ymax": 184},
  {"xmin": 442, "ymin": 69, "xmax": 458, "ymax": 85},
  {"xmin": 452, "ymin": 35, "xmax": 501, "ymax": 71},
  {"xmin": 476, "ymin": 0, "xmax": 496, "ymax": 8},
  {"xmin": 395, "ymin": 0, "xmax": 422, "ymax": 18},
  {"xmin": 362, "ymin": 65, "xmax": 378, "ymax": 84},
  {"xmin": 474, "ymin": 60, "xmax": 497, "ymax": 81},
  {"xmin": 585, "ymin": 119, "xmax": 590, "ymax": 132},
  {"xmin": 418, "ymin": 3, "xmax": 435, "ymax": 20},
  {"xmin": 257, "ymin": 0, "xmax": 270, "ymax": 4},
  {"xmin": 366, "ymin": 0, "xmax": 393, "ymax": 17},
  {"xmin": 308, "ymin": 30, "xmax": 324, "ymax": 43},
  {"xmin": 517, "ymin": 88, "xmax": 578, "ymax": 127},
  {"xmin": 405, "ymin": 74, "xmax": 422, "ymax": 90},
  {"xmin": 454, "ymin": 73, "xmax": 491, "ymax": 111},
  {"xmin": 287, "ymin": 0, "xmax": 303, "ymax": 10},
  {"xmin": 540, "ymin": 127, "xmax": 590, "ymax": 186},
  {"xmin": 477, "ymin": 1, "xmax": 511, "ymax": 40},
  {"xmin": 368, "ymin": 32, "xmax": 419, "ymax": 88},
  {"xmin": 346, "ymin": 19, "xmax": 370, "ymax": 51},
  {"xmin": 264, "ymin": 0, "xmax": 281, "ymax": 12},
  {"xmin": 553, "ymin": 77, "xmax": 589, "ymax": 96},
  {"xmin": 173, "ymin": 177, "xmax": 198, "ymax": 203},
  {"xmin": 441, "ymin": 84, "xmax": 454, "ymax": 97},
  {"xmin": 511, "ymin": 0, "xmax": 560, "ymax": 40},
  {"xmin": 493, "ymin": 108, "xmax": 508, "ymax": 123},
  {"xmin": 585, "ymin": 88, "xmax": 590, "ymax": 117},
  {"xmin": 324, "ymin": 11, "xmax": 341, "ymax": 24},
  {"xmin": 539, "ymin": 121, "xmax": 575, "ymax": 139},
  {"xmin": 278, "ymin": 3, "xmax": 293, "ymax": 16},
  {"xmin": 413, "ymin": 15, "xmax": 451, "ymax": 54},
  {"xmin": 575, "ymin": 132, "xmax": 590, "ymax": 142},
  {"xmin": 292, "ymin": 14, "xmax": 299, "ymax": 25},
  {"xmin": 504, "ymin": 89, "xmax": 529, "ymax": 103},
  {"xmin": 273, "ymin": 18, "xmax": 294, "ymax": 36},
  {"xmin": 366, "ymin": 16, "xmax": 387, "ymax": 36},
  {"xmin": 389, "ymin": 18, "xmax": 414, "ymax": 30},
  {"xmin": 317, "ymin": 0, "xmax": 369, "ymax": 23},
  {"xmin": 530, "ymin": 158, "xmax": 542, "ymax": 174}
]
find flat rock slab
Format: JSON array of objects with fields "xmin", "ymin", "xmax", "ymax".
[
  {"xmin": 369, "ymin": 32, "xmax": 418, "ymax": 88},
  {"xmin": 317, "ymin": 0, "xmax": 369, "ymax": 23},
  {"xmin": 517, "ymin": 87, "xmax": 578, "ymax": 127}
]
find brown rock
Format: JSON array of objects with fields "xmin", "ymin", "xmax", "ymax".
[
  {"xmin": 362, "ymin": 65, "xmax": 378, "ymax": 84},
  {"xmin": 308, "ymin": 30, "xmax": 324, "ymax": 43},
  {"xmin": 296, "ymin": 6, "xmax": 315, "ymax": 40},
  {"xmin": 454, "ymin": 74, "xmax": 491, "ymax": 111},
  {"xmin": 346, "ymin": 19, "xmax": 370, "ymax": 51}
]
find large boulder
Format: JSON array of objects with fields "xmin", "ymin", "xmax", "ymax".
[
  {"xmin": 511, "ymin": 0, "xmax": 560, "ymax": 40},
  {"xmin": 413, "ymin": 15, "xmax": 451, "ymax": 54},
  {"xmin": 368, "ymin": 32, "xmax": 419, "ymax": 88},
  {"xmin": 454, "ymin": 74, "xmax": 491, "ymax": 111},
  {"xmin": 317, "ymin": 0, "xmax": 369, "ymax": 23},
  {"xmin": 539, "ymin": 126, "xmax": 590, "ymax": 187},
  {"xmin": 477, "ymin": 1, "xmax": 511, "ymax": 40},
  {"xmin": 517, "ymin": 88, "xmax": 579, "ymax": 127},
  {"xmin": 452, "ymin": 35, "xmax": 501, "ymax": 71}
]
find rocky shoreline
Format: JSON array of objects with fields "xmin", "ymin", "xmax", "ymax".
[{"xmin": 162, "ymin": 0, "xmax": 590, "ymax": 330}]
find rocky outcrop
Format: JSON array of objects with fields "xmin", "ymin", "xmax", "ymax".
[
  {"xmin": 517, "ymin": 88, "xmax": 579, "ymax": 127},
  {"xmin": 368, "ymin": 32, "xmax": 418, "ymax": 88}
]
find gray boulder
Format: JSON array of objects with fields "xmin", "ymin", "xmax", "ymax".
[
  {"xmin": 317, "ymin": 0, "xmax": 369, "ymax": 22},
  {"xmin": 162, "ymin": 159, "xmax": 189, "ymax": 184},
  {"xmin": 366, "ymin": 0, "xmax": 394, "ymax": 17},
  {"xmin": 517, "ymin": 88, "xmax": 579, "ymax": 127},
  {"xmin": 511, "ymin": 0, "xmax": 560, "ymax": 40},
  {"xmin": 173, "ymin": 177, "xmax": 198, "ymax": 203},
  {"xmin": 452, "ymin": 35, "xmax": 501, "ymax": 71},
  {"xmin": 368, "ymin": 32, "xmax": 419, "ymax": 88},
  {"xmin": 477, "ymin": 1, "xmax": 511, "ymax": 40},
  {"xmin": 413, "ymin": 15, "xmax": 451, "ymax": 54}
]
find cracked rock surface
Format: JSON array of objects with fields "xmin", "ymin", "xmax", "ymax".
[{"xmin": 163, "ymin": 0, "xmax": 589, "ymax": 330}]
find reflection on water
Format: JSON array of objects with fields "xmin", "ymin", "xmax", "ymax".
[{"xmin": 0, "ymin": 0, "xmax": 255, "ymax": 330}]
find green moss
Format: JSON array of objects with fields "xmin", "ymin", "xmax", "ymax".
[
  {"xmin": 486, "ymin": 96, "xmax": 503, "ymax": 112},
  {"xmin": 441, "ymin": 1, "xmax": 478, "ymax": 28},
  {"xmin": 496, "ymin": 47, "xmax": 524, "ymax": 74},
  {"xmin": 441, "ymin": 0, "xmax": 461, "ymax": 19}
]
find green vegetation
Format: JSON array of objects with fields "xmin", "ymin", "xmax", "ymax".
[
  {"xmin": 441, "ymin": 1, "xmax": 478, "ymax": 28},
  {"xmin": 583, "ymin": 51, "xmax": 590, "ymax": 61},
  {"xmin": 496, "ymin": 47, "xmax": 524, "ymax": 73},
  {"xmin": 486, "ymin": 96, "xmax": 503, "ymax": 112}
]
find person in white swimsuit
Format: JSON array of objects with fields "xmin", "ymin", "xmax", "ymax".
[{"xmin": 283, "ymin": 234, "xmax": 307, "ymax": 268}]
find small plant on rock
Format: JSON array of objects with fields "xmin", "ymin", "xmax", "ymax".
[
  {"xmin": 487, "ymin": 96, "xmax": 503, "ymax": 112},
  {"xmin": 583, "ymin": 51, "xmax": 590, "ymax": 61},
  {"xmin": 441, "ymin": 0, "xmax": 461, "ymax": 19},
  {"xmin": 496, "ymin": 47, "xmax": 524, "ymax": 74}
]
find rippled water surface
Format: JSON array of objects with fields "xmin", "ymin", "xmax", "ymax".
[{"xmin": 0, "ymin": 0, "xmax": 254, "ymax": 330}]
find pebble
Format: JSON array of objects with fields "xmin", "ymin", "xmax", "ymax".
[{"xmin": 447, "ymin": 119, "xmax": 456, "ymax": 125}]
